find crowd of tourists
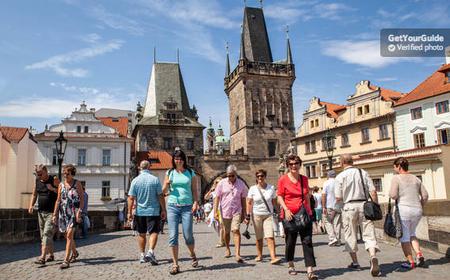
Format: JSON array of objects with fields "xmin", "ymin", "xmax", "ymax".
[{"xmin": 29, "ymin": 150, "xmax": 429, "ymax": 277}]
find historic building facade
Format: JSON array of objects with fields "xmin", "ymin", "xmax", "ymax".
[
  {"xmin": 201, "ymin": 6, "xmax": 296, "ymax": 189},
  {"xmin": 292, "ymin": 80, "xmax": 402, "ymax": 197},
  {"xmin": 34, "ymin": 102, "xmax": 133, "ymax": 210},
  {"xmin": 133, "ymin": 61, "xmax": 204, "ymax": 170}
]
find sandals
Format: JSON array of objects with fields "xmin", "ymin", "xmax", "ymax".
[
  {"xmin": 191, "ymin": 255, "xmax": 199, "ymax": 268},
  {"xmin": 46, "ymin": 255, "xmax": 55, "ymax": 262},
  {"xmin": 270, "ymin": 258, "xmax": 281, "ymax": 265},
  {"xmin": 169, "ymin": 264, "xmax": 180, "ymax": 275},
  {"xmin": 215, "ymin": 243, "xmax": 225, "ymax": 248},
  {"xmin": 254, "ymin": 256, "xmax": 262, "ymax": 262},
  {"xmin": 69, "ymin": 250, "xmax": 79, "ymax": 263},
  {"xmin": 288, "ymin": 266, "xmax": 297, "ymax": 275},
  {"xmin": 236, "ymin": 257, "xmax": 244, "ymax": 263},
  {"xmin": 59, "ymin": 261, "xmax": 70, "ymax": 269},
  {"xmin": 34, "ymin": 258, "xmax": 46, "ymax": 265},
  {"xmin": 307, "ymin": 272, "xmax": 319, "ymax": 280}
]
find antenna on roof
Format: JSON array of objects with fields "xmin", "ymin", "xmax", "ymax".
[{"xmin": 285, "ymin": 25, "xmax": 289, "ymax": 39}]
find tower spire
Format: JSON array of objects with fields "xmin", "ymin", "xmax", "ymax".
[
  {"xmin": 286, "ymin": 25, "xmax": 293, "ymax": 64},
  {"xmin": 177, "ymin": 48, "xmax": 180, "ymax": 64},
  {"xmin": 239, "ymin": 24, "xmax": 246, "ymax": 61},
  {"xmin": 259, "ymin": 0, "xmax": 263, "ymax": 9},
  {"xmin": 225, "ymin": 42, "xmax": 230, "ymax": 76},
  {"xmin": 153, "ymin": 47, "xmax": 156, "ymax": 64}
]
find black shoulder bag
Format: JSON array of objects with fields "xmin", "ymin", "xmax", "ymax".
[
  {"xmin": 358, "ymin": 169, "xmax": 382, "ymax": 221},
  {"xmin": 384, "ymin": 198, "xmax": 402, "ymax": 238}
]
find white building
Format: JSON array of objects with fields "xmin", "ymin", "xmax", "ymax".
[
  {"xmin": 35, "ymin": 102, "xmax": 133, "ymax": 210},
  {"xmin": 395, "ymin": 63, "xmax": 450, "ymax": 150}
]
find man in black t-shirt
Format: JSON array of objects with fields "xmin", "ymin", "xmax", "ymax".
[{"xmin": 28, "ymin": 164, "xmax": 58, "ymax": 265}]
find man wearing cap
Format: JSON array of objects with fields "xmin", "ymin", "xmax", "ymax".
[{"xmin": 322, "ymin": 170, "xmax": 342, "ymax": 246}]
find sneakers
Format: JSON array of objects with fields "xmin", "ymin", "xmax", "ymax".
[
  {"xmin": 328, "ymin": 239, "xmax": 339, "ymax": 246},
  {"xmin": 370, "ymin": 257, "xmax": 380, "ymax": 277},
  {"xmin": 139, "ymin": 254, "xmax": 149, "ymax": 263},
  {"xmin": 416, "ymin": 252, "xmax": 425, "ymax": 267},
  {"xmin": 146, "ymin": 251, "xmax": 158, "ymax": 265},
  {"xmin": 401, "ymin": 262, "xmax": 415, "ymax": 269},
  {"xmin": 347, "ymin": 262, "xmax": 361, "ymax": 270}
]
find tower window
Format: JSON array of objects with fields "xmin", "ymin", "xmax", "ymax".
[
  {"xmin": 235, "ymin": 116, "xmax": 239, "ymax": 131},
  {"xmin": 268, "ymin": 141, "xmax": 277, "ymax": 157}
]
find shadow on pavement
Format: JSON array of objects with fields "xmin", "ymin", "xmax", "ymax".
[{"xmin": 0, "ymin": 233, "xmax": 127, "ymax": 265}]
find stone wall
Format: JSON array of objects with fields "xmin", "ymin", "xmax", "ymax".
[
  {"xmin": 374, "ymin": 199, "xmax": 450, "ymax": 257},
  {"xmin": 0, "ymin": 209, "xmax": 121, "ymax": 245}
]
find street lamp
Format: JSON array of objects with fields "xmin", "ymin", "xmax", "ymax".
[
  {"xmin": 322, "ymin": 129, "xmax": 335, "ymax": 170},
  {"xmin": 54, "ymin": 131, "xmax": 68, "ymax": 180}
]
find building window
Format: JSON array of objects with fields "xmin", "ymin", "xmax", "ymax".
[
  {"xmin": 268, "ymin": 141, "xmax": 277, "ymax": 157},
  {"xmin": 413, "ymin": 133, "xmax": 425, "ymax": 148},
  {"xmin": 437, "ymin": 128, "xmax": 450, "ymax": 144},
  {"xmin": 305, "ymin": 140, "xmax": 316, "ymax": 153},
  {"xmin": 186, "ymin": 139, "xmax": 194, "ymax": 150},
  {"xmin": 411, "ymin": 107, "xmax": 423, "ymax": 120},
  {"xmin": 52, "ymin": 148, "xmax": 57, "ymax": 165},
  {"xmin": 78, "ymin": 149, "xmax": 86, "ymax": 166},
  {"xmin": 361, "ymin": 128, "xmax": 370, "ymax": 143},
  {"xmin": 310, "ymin": 120, "xmax": 314, "ymax": 128},
  {"xmin": 77, "ymin": 126, "xmax": 81, "ymax": 133},
  {"xmin": 379, "ymin": 124, "xmax": 389, "ymax": 140},
  {"xmin": 321, "ymin": 163, "xmax": 328, "ymax": 177},
  {"xmin": 357, "ymin": 107, "xmax": 363, "ymax": 116},
  {"xmin": 305, "ymin": 165, "xmax": 317, "ymax": 179},
  {"xmin": 364, "ymin": 104, "xmax": 370, "ymax": 114},
  {"xmin": 84, "ymin": 126, "xmax": 89, "ymax": 133},
  {"xmin": 163, "ymin": 138, "xmax": 173, "ymax": 150},
  {"xmin": 341, "ymin": 133, "xmax": 349, "ymax": 147},
  {"xmin": 102, "ymin": 149, "xmax": 111, "ymax": 166},
  {"xmin": 315, "ymin": 119, "xmax": 319, "ymax": 127},
  {"xmin": 436, "ymin": 100, "xmax": 449, "ymax": 114},
  {"xmin": 373, "ymin": 178, "xmax": 382, "ymax": 192},
  {"xmin": 102, "ymin": 181, "xmax": 110, "ymax": 198}
]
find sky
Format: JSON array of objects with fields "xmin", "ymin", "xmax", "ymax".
[{"xmin": 0, "ymin": 0, "xmax": 449, "ymax": 138}]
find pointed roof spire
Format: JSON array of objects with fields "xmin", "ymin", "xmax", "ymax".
[
  {"xmin": 259, "ymin": 0, "xmax": 263, "ymax": 9},
  {"xmin": 240, "ymin": 6, "xmax": 272, "ymax": 62},
  {"xmin": 177, "ymin": 48, "xmax": 180, "ymax": 64},
  {"xmin": 153, "ymin": 47, "xmax": 156, "ymax": 64},
  {"xmin": 243, "ymin": 0, "xmax": 247, "ymax": 7},
  {"xmin": 286, "ymin": 25, "xmax": 293, "ymax": 64},
  {"xmin": 225, "ymin": 42, "xmax": 231, "ymax": 76},
  {"xmin": 239, "ymin": 24, "xmax": 246, "ymax": 60}
]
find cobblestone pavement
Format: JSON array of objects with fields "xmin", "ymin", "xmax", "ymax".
[{"xmin": 1, "ymin": 223, "xmax": 449, "ymax": 280}]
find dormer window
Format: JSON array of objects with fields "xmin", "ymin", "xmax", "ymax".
[
  {"xmin": 411, "ymin": 107, "xmax": 423, "ymax": 120},
  {"xmin": 446, "ymin": 71, "xmax": 450, "ymax": 83}
]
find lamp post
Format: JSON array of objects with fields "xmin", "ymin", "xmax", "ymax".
[
  {"xmin": 322, "ymin": 129, "xmax": 335, "ymax": 170},
  {"xmin": 54, "ymin": 131, "xmax": 68, "ymax": 181}
]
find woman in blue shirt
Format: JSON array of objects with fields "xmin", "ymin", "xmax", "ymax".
[{"xmin": 163, "ymin": 149, "xmax": 199, "ymax": 275}]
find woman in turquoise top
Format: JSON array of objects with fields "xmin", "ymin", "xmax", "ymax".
[{"xmin": 163, "ymin": 149, "xmax": 199, "ymax": 275}]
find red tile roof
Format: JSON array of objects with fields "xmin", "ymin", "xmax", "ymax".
[
  {"xmin": 319, "ymin": 101, "xmax": 347, "ymax": 119},
  {"xmin": 395, "ymin": 64, "xmax": 450, "ymax": 106},
  {"xmin": 369, "ymin": 84, "xmax": 403, "ymax": 102},
  {"xmin": 98, "ymin": 117, "xmax": 128, "ymax": 137},
  {"xmin": 0, "ymin": 126, "xmax": 29, "ymax": 143},
  {"xmin": 135, "ymin": 150, "xmax": 173, "ymax": 170}
]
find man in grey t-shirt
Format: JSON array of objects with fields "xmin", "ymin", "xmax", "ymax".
[
  {"xmin": 335, "ymin": 154, "xmax": 380, "ymax": 277},
  {"xmin": 322, "ymin": 170, "xmax": 342, "ymax": 246}
]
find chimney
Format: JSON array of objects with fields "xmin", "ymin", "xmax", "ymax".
[{"xmin": 446, "ymin": 46, "xmax": 450, "ymax": 64}]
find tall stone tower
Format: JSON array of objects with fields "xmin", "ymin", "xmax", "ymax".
[{"xmin": 225, "ymin": 6, "xmax": 296, "ymax": 159}]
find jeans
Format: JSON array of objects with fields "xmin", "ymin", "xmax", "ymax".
[
  {"xmin": 167, "ymin": 204, "xmax": 194, "ymax": 247},
  {"xmin": 81, "ymin": 213, "xmax": 89, "ymax": 238}
]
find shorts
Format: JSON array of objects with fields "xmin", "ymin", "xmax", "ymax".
[
  {"xmin": 38, "ymin": 211, "xmax": 54, "ymax": 246},
  {"xmin": 222, "ymin": 214, "xmax": 241, "ymax": 234},
  {"xmin": 134, "ymin": 215, "xmax": 161, "ymax": 234},
  {"xmin": 315, "ymin": 208, "xmax": 323, "ymax": 221},
  {"xmin": 253, "ymin": 214, "xmax": 274, "ymax": 240}
]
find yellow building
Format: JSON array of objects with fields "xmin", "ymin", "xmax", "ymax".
[{"xmin": 292, "ymin": 80, "xmax": 402, "ymax": 191}]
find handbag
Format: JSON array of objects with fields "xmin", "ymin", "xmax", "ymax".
[
  {"xmin": 256, "ymin": 186, "xmax": 278, "ymax": 221},
  {"xmin": 384, "ymin": 198, "xmax": 402, "ymax": 238},
  {"xmin": 358, "ymin": 169, "xmax": 383, "ymax": 221},
  {"xmin": 285, "ymin": 175, "xmax": 311, "ymax": 229}
]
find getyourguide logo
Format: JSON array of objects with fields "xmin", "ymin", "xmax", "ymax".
[{"xmin": 387, "ymin": 34, "xmax": 444, "ymax": 43}]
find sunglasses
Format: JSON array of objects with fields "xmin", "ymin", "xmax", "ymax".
[
  {"xmin": 227, "ymin": 174, "xmax": 236, "ymax": 178},
  {"xmin": 256, "ymin": 175, "xmax": 265, "ymax": 178},
  {"xmin": 289, "ymin": 162, "xmax": 301, "ymax": 166}
]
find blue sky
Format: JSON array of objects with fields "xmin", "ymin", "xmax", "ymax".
[{"xmin": 1, "ymin": 0, "xmax": 449, "ymax": 138}]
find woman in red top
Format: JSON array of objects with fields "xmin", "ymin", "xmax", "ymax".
[{"xmin": 277, "ymin": 155, "xmax": 317, "ymax": 279}]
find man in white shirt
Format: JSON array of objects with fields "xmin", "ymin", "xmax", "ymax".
[
  {"xmin": 335, "ymin": 154, "xmax": 380, "ymax": 277},
  {"xmin": 322, "ymin": 170, "xmax": 342, "ymax": 246}
]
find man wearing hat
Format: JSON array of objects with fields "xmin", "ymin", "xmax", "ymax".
[{"xmin": 322, "ymin": 170, "xmax": 342, "ymax": 246}]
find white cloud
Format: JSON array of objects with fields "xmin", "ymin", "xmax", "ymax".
[
  {"xmin": 25, "ymin": 39, "xmax": 123, "ymax": 77},
  {"xmin": 321, "ymin": 40, "xmax": 409, "ymax": 68},
  {"xmin": 89, "ymin": 5, "xmax": 145, "ymax": 36},
  {"xmin": 375, "ymin": 77, "xmax": 398, "ymax": 82}
]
